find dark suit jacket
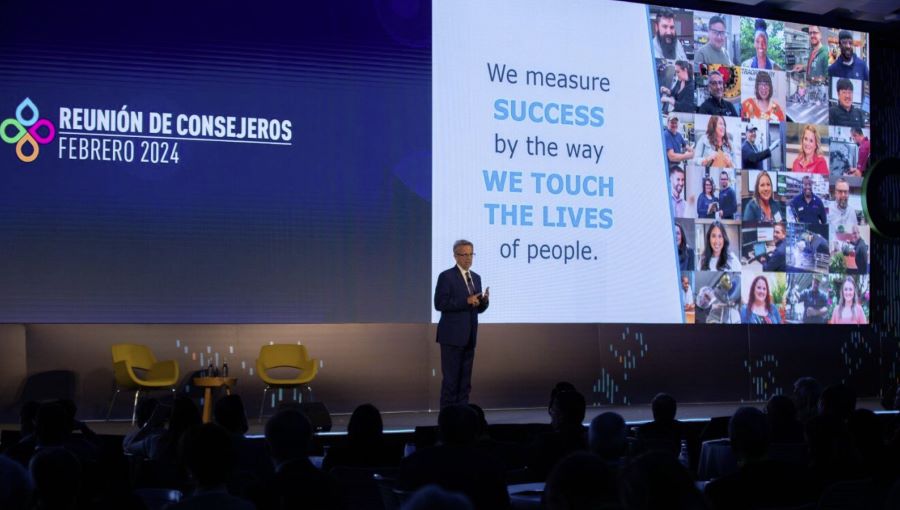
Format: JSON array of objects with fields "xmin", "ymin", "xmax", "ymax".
[{"xmin": 434, "ymin": 267, "xmax": 488, "ymax": 347}]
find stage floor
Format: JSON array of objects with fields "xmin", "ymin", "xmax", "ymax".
[{"xmin": 2, "ymin": 399, "xmax": 890, "ymax": 437}]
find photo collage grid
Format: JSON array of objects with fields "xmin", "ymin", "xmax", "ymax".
[{"xmin": 652, "ymin": 7, "xmax": 871, "ymax": 324}]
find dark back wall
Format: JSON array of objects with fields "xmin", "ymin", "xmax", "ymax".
[{"xmin": 0, "ymin": 322, "xmax": 886, "ymax": 421}]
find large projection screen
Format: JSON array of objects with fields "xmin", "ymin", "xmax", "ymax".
[{"xmin": 432, "ymin": 0, "xmax": 872, "ymax": 325}]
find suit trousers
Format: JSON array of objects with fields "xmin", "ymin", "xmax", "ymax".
[{"xmin": 440, "ymin": 338, "xmax": 475, "ymax": 408}]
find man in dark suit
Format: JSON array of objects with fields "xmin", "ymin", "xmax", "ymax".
[{"xmin": 434, "ymin": 240, "xmax": 489, "ymax": 408}]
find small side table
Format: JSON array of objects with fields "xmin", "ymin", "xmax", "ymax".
[{"xmin": 192, "ymin": 376, "xmax": 238, "ymax": 423}]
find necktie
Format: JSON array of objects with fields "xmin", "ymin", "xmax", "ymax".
[{"xmin": 465, "ymin": 272, "xmax": 475, "ymax": 295}]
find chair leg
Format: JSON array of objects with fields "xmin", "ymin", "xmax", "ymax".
[
  {"xmin": 131, "ymin": 389, "xmax": 141, "ymax": 425},
  {"xmin": 306, "ymin": 384, "xmax": 314, "ymax": 402},
  {"xmin": 259, "ymin": 386, "xmax": 269, "ymax": 423},
  {"xmin": 106, "ymin": 388, "xmax": 120, "ymax": 421}
]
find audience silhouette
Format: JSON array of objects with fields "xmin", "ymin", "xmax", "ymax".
[
  {"xmin": 2, "ymin": 378, "xmax": 899, "ymax": 510},
  {"xmin": 168, "ymin": 422, "xmax": 254, "ymax": 510},
  {"xmin": 398, "ymin": 404, "xmax": 510, "ymax": 510},
  {"xmin": 322, "ymin": 403, "xmax": 400, "ymax": 471},
  {"xmin": 528, "ymin": 388, "xmax": 588, "ymax": 480}
]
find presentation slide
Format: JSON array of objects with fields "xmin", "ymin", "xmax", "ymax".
[{"xmin": 432, "ymin": 0, "xmax": 872, "ymax": 324}]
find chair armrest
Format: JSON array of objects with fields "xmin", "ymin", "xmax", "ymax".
[
  {"xmin": 148, "ymin": 360, "xmax": 179, "ymax": 382},
  {"xmin": 113, "ymin": 359, "xmax": 138, "ymax": 387}
]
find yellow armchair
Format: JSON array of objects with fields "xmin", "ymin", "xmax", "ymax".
[
  {"xmin": 107, "ymin": 343, "xmax": 179, "ymax": 423},
  {"xmin": 256, "ymin": 344, "xmax": 318, "ymax": 420}
]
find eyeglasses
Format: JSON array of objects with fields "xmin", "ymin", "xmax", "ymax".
[
  {"xmin": 454, "ymin": 252, "xmax": 475, "ymax": 258},
  {"xmin": 710, "ymin": 29, "xmax": 726, "ymax": 37}
]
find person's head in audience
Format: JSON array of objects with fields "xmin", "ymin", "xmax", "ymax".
[
  {"xmin": 619, "ymin": 451, "xmax": 708, "ymax": 510},
  {"xmin": 401, "ymin": 484, "xmax": 473, "ymax": 510},
  {"xmin": 766, "ymin": 394, "xmax": 796, "ymax": 424},
  {"xmin": 134, "ymin": 397, "xmax": 160, "ymax": 429},
  {"xmin": 20, "ymin": 400, "xmax": 39, "ymax": 436},
  {"xmin": 214, "ymin": 394, "xmax": 249, "ymax": 436},
  {"xmin": 766, "ymin": 394, "xmax": 802, "ymax": 442},
  {"xmin": 548, "ymin": 381, "xmax": 577, "ymax": 410},
  {"xmin": 438, "ymin": 404, "xmax": 479, "ymax": 446},
  {"xmin": 468, "ymin": 403, "xmax": 490, "ymax": 440},
  {"xmin": 836, "ymin": 78, "xmax": 854, "ymax": 111},
  {"xmin": 169, "ymin": 395, "xmax": 202, "ymax": 435},
  {"xmin": 35, "ymin": 401, "xmax": 73, "ymax": 447},
  {"xmin": 544, "ymin": 452, "xmax": 617, "ymax": 510},
  {"xmin": 729, "ymin": 407, "xmax": 769, "ymax": 464},
  {"xmin": 550, "ymin": 390, "xmax": 586, "ymax": 432},
  {"xmin": 819, "ymin": 383, "xmax": 856, "ymax": 422},
  {"xmin": 651, "ymin": 393, "xmax": 677, "ymax": 423},
  {"xmin": 29, "ymin": 446, "xmax": 81, "ymax": 510},
  {"xmin": 265, "ymin": 408, "xmax": 313, "ymax": 464},
  {"xmin": 347, "ymin": 403, "xmax": 384, "ymax": 447},
  {"xmin": 589, "ymin": 412, "xmax": 628, "ymax": 462},
  {"xmin": 793, "ymin": 376, "xmax": 821, "ymax": 422},
  {"xmin": 58, "ymin": 399, "xmax": 77, "ymax": 421},
  {"xmin": 804, "ymin": 414, "xmax": 858, "ymax": 473},
  {"xmin": 179, "ymin": 422, "xmax": 234, "ymax": 490}
]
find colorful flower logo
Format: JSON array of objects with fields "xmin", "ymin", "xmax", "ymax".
[{"xmin": 1, "ymin": 98, "xmax": 56, "ymax": 163}]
